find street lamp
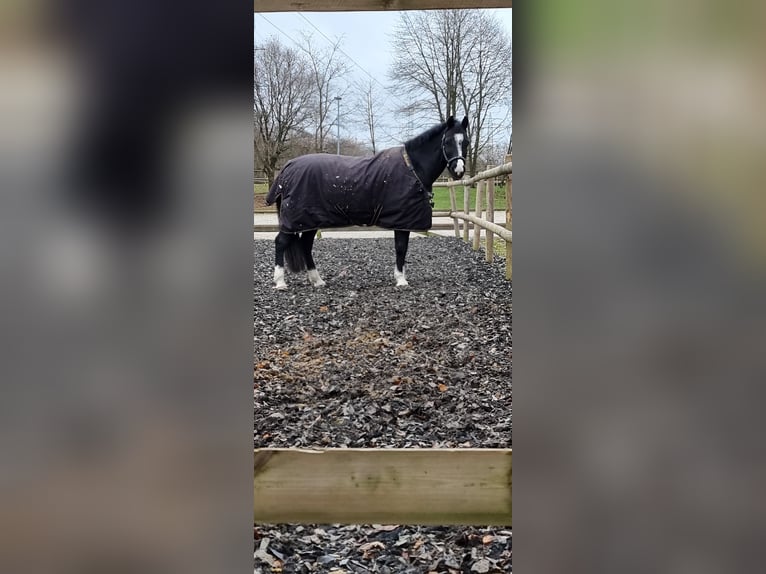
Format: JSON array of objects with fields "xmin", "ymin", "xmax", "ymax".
[{"xmin": 333, "ymin": 96, "xmax": 342, "ymax": 155}]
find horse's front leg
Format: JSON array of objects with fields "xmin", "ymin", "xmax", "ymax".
[
  {"xmin": 394, "ymin": 230, "xmax": 410, "ymax": 287},
  {"xmin": 273, "ymin": 232, "xmax": 291, "ymax": 290},
  {"xmin": 300, "ymin": 229, "xmax": 326, "ymax": 287}
]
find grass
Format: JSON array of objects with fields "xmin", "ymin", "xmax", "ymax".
[
  {"xmin": 254, "ymin": 182, "xmax": 508, "ymax": 212},
  {"xmin": 432, "ymin": 184, "xmax": 507, "ymax": 211}
]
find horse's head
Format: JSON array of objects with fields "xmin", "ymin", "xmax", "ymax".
[{"xmin": 442, "ymin": 115, "xmax": 470, "ymax": 180}]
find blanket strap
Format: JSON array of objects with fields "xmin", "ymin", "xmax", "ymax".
[
  {"xmin": 401, "ymin": 148, "xmax": 434, "ymax": 208},
  {"xmin": 370, "ymin": 204, "xmax": 384, "ymax": 227}
]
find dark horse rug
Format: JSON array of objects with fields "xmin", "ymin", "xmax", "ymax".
[{"xmin": 266, "ymin": 147, "xmax": 433, "ymax": 233}]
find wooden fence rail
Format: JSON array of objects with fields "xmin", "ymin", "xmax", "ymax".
[
  {"xmin": 451, "ymin": 213, "xmax": 512, "ymax": 241},
  {"xmin": 433, "ymin": 161, "xmax": 512, "ymax": 280},
  {"xmin": 254, "ymin": 448, "xmax": 512, "ymax": 526}
]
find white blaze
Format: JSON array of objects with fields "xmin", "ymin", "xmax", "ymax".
[{"xmin": 454, "ymin": 134, "xmax": 465, "ymax": 176}]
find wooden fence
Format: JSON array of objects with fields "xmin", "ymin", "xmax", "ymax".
[
  {"xmin": 255, "ymin": 163, "xmax": 513, "ymax": 526},
  {"xmin": 254, "ymin": 0, "xmax": 513, "ymax": 537},
  {"xmin": 254, "ymin": 448, "xmax": 512, "ymax": 525},
  {"xmin": 433, "ymin": 159, "xmax": 512, "ymax": 280},
  {"xmin": 255, "ymin": 162, "xmax": 513, "ymax": 525}
]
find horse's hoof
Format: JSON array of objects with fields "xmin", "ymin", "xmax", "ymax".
[
  {"xmin": 311, "ymin": 280, "xmax": 326, "ymax": 288},
  {"xmin": 395, "ymin": 280, "xmax": 410, "ymax": 288},
  {"xmin": 274, "ymin": 283, "xmax": 288, "ymax": 290}
]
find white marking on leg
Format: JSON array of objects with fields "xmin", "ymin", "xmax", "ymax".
[
  {"xmin": 307, "ymin": 268, "xmax": 326, "ymax": 288},
  {"xmin": 394, "ymin": 265, "xmax": 409, "ymax": 287},
  {"xmin": 273, "ymin": 265, "xmax": 287, "ymax": 290}
]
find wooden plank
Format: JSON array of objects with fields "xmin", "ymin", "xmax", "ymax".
[
  {"xmin": 506, "ymin": 169, "xmax": 512, "ymax": 281},
  {"xmin": 449, "ymin": 186, "xmax": 460, "ymax": 238},
  {"xmin": 432, "ymin": 162, "xmax": 512, "ymax": 188},
  {"xmin": 462, "ymin": 184, "xmax": 470, "ymax": 243},
  {"xmin": 254, "ymin": 448, "xmax": 512, "ymax": 526},
  {"xmin": 486, "ymin": 178, "xmax": 495, "ymax": 263},
  {"xmin": 255, "ymin": 0, "xmax": 512, "ymax": 12},
  {"xmin": 451, "ymin": 213, "xmax": 512, "ymax": 242},
  {"xmin": 472, "ymin": 180, "xmax": 484, "ymax": 251},
  {"xmin": 254, "ymin": 223, "xmax": 458, "ymax": 232}
]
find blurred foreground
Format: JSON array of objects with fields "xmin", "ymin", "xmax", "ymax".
[
  {"xmin": 1, "ymin": 2, "xmax": 253, "ymax": 573},
  {"xmin": 1, "ymin": 1, "xmax": 766, "ymax": 573},
  {"xmin": 516, "ymin": 1, "xmax": 766, "ymax": 572}
]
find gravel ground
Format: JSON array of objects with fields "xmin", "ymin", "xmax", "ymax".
[{"xmin": 254, "ymin": 236, "xmax": 512, "ymax": 573}]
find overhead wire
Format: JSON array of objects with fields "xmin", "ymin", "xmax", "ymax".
[
  {"xmin": 295, "ymin": 13, "xmax": 412, "ymax": 112},
  {"xmin": 295, "ymin": 12, "xmax": 418, "ymax": 147},
  {"xmin": 257, "ymin": 12, "xmax": 435, "ymax": 148}
]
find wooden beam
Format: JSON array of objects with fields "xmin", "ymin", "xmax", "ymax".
[
  {"xmin": 255, "ymin": 1, "xmax": 512, "ymax": 12},
  {"xmin": 449, "ymin": 186, "xmax": 460, "ymax": 238},
  {"xmin": 450, "ymin": 212, "xmax": 512, "ymax": 242},
  {"xmin": 254, "ymin": 448, "xmax": 512, "ymax": 526},
  {"xmin": 254, "ymin": 223, "xmax": 457, "ymax": 232},
  {"xmin": 506, "ymin": 181, "xmax": 512, "ymax": 280},
  {"xmin": 473, "ymin": 180, "xmax": 484, "ymax": 251},
  {"xmin": 432, "ymin": 162, "xmax": 512, "ymax": 188},
  {"xmin": 462, "ymin": 184, "xmax": 470, "ymax": 243},
  {"xmin": 486, "ymin": 177, "xmax": 495, "ymax": 263}
]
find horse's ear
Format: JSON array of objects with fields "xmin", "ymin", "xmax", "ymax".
[
  {"xmin": 461, "ymin": 116, "xmax": 469, "ymax": 129},
  {"xmin": 446, "ymin": 116, "xmax": 456, "ymax": 128}
]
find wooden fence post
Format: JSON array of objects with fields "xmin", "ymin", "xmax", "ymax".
[
  {"xmin": 505, "ymin": 156, "xmax": 512, "ymax": 281},
  {"xmin": 473, "ymin": 180, "xmax": 484, "ymax": 251},
  {"xmin": 449, "ymin": 186, "xmax": 460, "ymax": 238},
  {"xmin": 486, "ymin": 178, "xmax": 495, "ymax": 263},
  {"xmin": 463, "ymin": 184, "xmax": 470, "ymax": 243}
]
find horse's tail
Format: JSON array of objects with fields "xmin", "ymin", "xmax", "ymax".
[
  {"xmin": 283, "ymin": 233, "xmax": 307, "ymax": 273},
  {"xmin": 273, "ymin": 192, "xmax": 307, "ymax": 272}
]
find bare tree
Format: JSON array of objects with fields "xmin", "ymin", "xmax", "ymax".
[
  {"xmin": 299, "ymin": 33, "xmax": 348, "ymax": 153},
  {"xmin": 388, "ymin": 10, "xmax": 472, "ymax": 123},
  {"xmin": 352, "ymin": 78, "xmax": 388, "ymax": 154},
  {"xmin": 254, "ymin": 38, "xmax": 313, "ymax": 186},
  {"xmin": 477, "ymin": 138, "xmax": 508, "ymax": 171},
  {"xmin": 458, "ymin": 11, "xmax": 512, "ymax": 175},
  {"xmin": 389, "ymin": 10, "xmax": 512, "ymax": 175}
]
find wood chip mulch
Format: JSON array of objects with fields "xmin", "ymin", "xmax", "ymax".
[{"xmin": 255, "ymin": 237, "xmax": 512, "ymax": 573}]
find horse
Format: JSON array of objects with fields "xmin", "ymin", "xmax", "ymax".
[{"xmin": 266, "ymin": 115, "xmax": 470, "ymax": 289}]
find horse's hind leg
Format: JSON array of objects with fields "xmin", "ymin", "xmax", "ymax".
[
  {"xmin": 300, "ymin": 230, "xmax": 326, "ymax": 287},
  {"xmin": 273, "ymin": 232, "xmax": 290, "ymax": 290},
  {"xmin": 394, "ymin": 230, "xmax": 410, "ymax": 287}
]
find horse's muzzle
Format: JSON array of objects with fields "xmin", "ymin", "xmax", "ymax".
[{"xmin": 448, "ymin": 158, "xmax": 465, "ymax": 180}]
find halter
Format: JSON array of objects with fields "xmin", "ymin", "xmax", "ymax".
[{"xmin": 442, "ymin": 131, "xmax": 466, "ymax": 167}]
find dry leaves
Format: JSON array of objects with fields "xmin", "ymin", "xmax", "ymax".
[{"xmin": 254, "ymin": 238, "xmax": 512, "ymax": 572}]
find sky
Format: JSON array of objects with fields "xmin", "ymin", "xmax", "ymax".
[{"xmin": 254, "ymin": 9, "xmax": 513, "ymax": 149}]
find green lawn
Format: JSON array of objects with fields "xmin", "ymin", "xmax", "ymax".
[
  {"xmin": 255, "ymin": 182, "xmax": 507, "ymax": 212},
  {"xmin": 432, "ymin": 184, "xmax": 507, "ymax": 211}
]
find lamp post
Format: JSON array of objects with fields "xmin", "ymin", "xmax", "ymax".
[{"xmin": 333, "ymin": 96, "xmax": 342, "ymax": 155}]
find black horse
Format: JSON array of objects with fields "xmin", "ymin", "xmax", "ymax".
[{"xmin": 267, "ymin": 115, "xmax": 469, "ymax": 289}]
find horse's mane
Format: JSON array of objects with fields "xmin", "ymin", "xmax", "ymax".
[{"xmin": 404, "ymin": 122, "xmax": 446, "ymax": 149}]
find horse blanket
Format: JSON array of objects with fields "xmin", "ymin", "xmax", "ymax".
[{"xmin": 266, "ymin": 147, "xmax": 432, "ymax": 233}]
